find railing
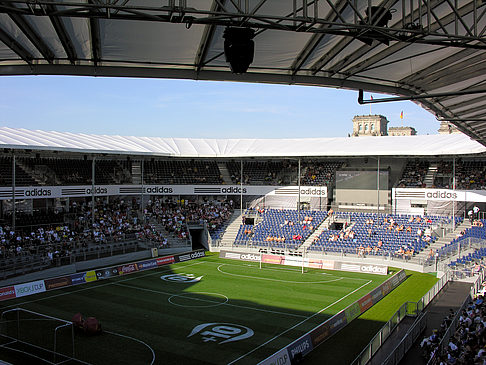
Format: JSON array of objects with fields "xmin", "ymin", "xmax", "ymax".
[
  {"xmin": 424, "ymin": 237, "xmax": 486, "ymax": 267},
  {"xmin": 0, "ymin": 237, "xmax": 181, "ymax": 280},
  {"xmin": 382, "ymin": 312, "xmax": 427, "ymax": 365},
  {"xmin": 352, "ymin": 271, "xmax": 451, "ymax": 365},
  {"xmin": 426, "ymin": 293, "xmax": 472, "ymax": 365}
]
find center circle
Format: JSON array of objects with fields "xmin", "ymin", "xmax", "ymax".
[{"xmin": 168, "ymin": 292, "xmax": 229, "ymax": 308}]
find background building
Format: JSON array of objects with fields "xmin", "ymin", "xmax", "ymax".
[
  {"xmin": 352, "ymin": 115, "xmax": 389, "ymax": 136},
  {"xmin": 388, "ymin": 126, "xmax": 417, "ymax": 136},
  {"xmin": 438, "ymin": 121, "xmax": 461, "ymax": 134}
]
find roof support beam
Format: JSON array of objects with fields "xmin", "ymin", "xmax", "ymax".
[
  {"xmin": 405, "ymin": 52, "xmax": 486, "ymax": 88},
  {"xmin": 0, "ymin": 26, "xmax": 33, "ymax": 63},
  {"xmin": 443, "ymin": 95, "xmax": 486, "ymax": 110},
  {"xmin": 194, "ymin": 1, "xmax": 220, "ymax": 74},
  {"xmin": 1, "ymin": 2, "xmax": 54, "ymax": 62},
  {"xmin": 358, "ymin": 88, "xmax": 486, "ymax": 104},
  {"xmin": 290, "ymin": 0, "xmax": 348, "ymax": 76},
  {"xmin": 89, "ymin": 15, "xmax": 101, "ymax": 65},
  {"xmin": 342, "ymin": 0, "xmax": 478, "ymax": 79},
  {"xmin": 46, "ymin": 4, "xmax": 77, "ymax": 64},
  {"xmin": 400, "ymin": 48, "xmax": 477, "ymax": 85}
]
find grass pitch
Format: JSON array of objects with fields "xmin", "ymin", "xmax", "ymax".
[{"xmin": 0, "ymin": 253, "xmax": 395, "ymax": 364}]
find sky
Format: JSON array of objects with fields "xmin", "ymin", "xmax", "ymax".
[{"xmin": 0, "ymin": 75, "xmax": 441, "ymax": 139}]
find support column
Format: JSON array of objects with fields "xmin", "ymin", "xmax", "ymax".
[
  {"xmin": 91, "ymin": 157, "xmax": 95, "ymax": 232},
  {"xmin": 12, "ymin": 154, "xmax": 15, "ymax": 231}
]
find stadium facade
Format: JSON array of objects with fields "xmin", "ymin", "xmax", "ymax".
[{"xmin": 0, "ymin": 126, "xmax": 485, "ymax": 219}]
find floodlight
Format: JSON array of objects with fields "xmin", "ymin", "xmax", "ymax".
[
  {"xmin": 223, "ymin": 27, "xmax": 255, "ymax": 74},
  {"xmin": 356, "ymin": 6, "xmax": 393, "ymax": 46}
]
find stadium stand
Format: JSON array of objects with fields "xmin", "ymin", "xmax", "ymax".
[
  {"xmin": 145, "ymin": 197, "xmax": 233, "ymax": 241},
  {"xmin": 434, "ymin": 160, "xmax": 486, "ymax": 190},
  {"xmin": 443, "ymin": 220, "xmax": 486, "ymax": 270},
  {"xmin": 226, "ymin": 160, "xmax": 296, "ymax": 185},
  {"xmin": 235, "ymin": 208, "xmax": 327, "ymax": 250},
  {"xmin": 396, "ymin": 159, "xmax": 429, "ymax": 188},
  {"xmin": 308, "ymin": 212, "xmax": 458, "ymax": 259},
  {"xmin": 143, "ymin": 159, "xmax": 223, "ymax": 184},
  {"xmin": 301, "ymin": 160, "xmax": 344, "ymax": 186},
  {"xmin": 421, "ymin": 293, "xmax": 486, "ymax": 364},
  {"xmin": 0, "ymin": 156, "xmax": 39, "ymax": 187}
]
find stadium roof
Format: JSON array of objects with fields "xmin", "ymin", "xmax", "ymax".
[
  {"xmin": 1, "ymin": 1, "xmax": 486, "ymax": 145},
  {"xmin": 1, "ymin": 127, "xmax": 485, "ymax": 158}
]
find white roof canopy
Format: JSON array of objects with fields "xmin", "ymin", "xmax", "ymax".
[
  {"xmin": 1, "ymin": 1, "xmax": 486, "ymax": 145},
  {"xmin": 0, "ymin": 127, "xmax": 484, "ymax": 158}
]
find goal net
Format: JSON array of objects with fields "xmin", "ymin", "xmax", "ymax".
[{"xmin": 0, "ymin": 307, "xmax": 75, "ymax": 364}]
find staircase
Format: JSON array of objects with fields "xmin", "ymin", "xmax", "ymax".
[
  {"xmin": 131, "ymin": 161, "xmax": 142, "ymax": 184},
  {"xmin": 15, "ymin": 159, "xmax": 53, "ymax": 185},
  {"xmin": 300, "ymin": 216, "xmax": 333, "ymax": 251},
  {"xmin": 424, "ymin": 163, "xmax": 438, "ymax": 187},
  {"xmin": 218, "ymin": 211, "xmax": 244, "ymax": 246},
  {"xmin": 148, "ymin": 216, "xmax": 190, "ymax": 248},
  {"xmin": 217, "ymin": 162, "xmax": 233, "ymax": 185},
  {"xmin": 412, "ymin": 220, "xmax": 472, "ymax": 264}
]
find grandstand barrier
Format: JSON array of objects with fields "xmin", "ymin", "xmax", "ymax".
[
  {"xmin": 219, "ymin": 250, "xmax": 388, "ymax": 275},
  {"xmin": 258, "ymin": 270, "xmax": 407, "ymax": 365},
  {"xmin": 0, "ymin": 250, "xmax": 206, "ymax": 302},
  {"xmin": 421, "ymin": 270, "xmax": 486, "ymax": 365},
  {"xmin": 423, "ymin": 269, "xmax": 486, "ymax": 365},
  {"xmin": 0, "ymin": 184, "xmax": 327, "ymax": 200},
  {"xmin": 426, "ymin": 291, "xmax": 472, "ymax": 365},
  {"xmin": 352, "ymin": 270, "xmax": 453, "ymax": 365}
]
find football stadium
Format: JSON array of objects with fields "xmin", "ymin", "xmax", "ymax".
[{"xmin": 1, "ymin": 1, "xmax": 486, "ymax": 365}]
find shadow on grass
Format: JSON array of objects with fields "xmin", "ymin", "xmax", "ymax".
[{"xmin": 0, "ymin": 257, "xmax": 401, "ymax": 365}]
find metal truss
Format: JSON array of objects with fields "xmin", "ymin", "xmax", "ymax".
[{"xmin": 0, "ymin": 0, "xmax": 485, "ymax": 49}]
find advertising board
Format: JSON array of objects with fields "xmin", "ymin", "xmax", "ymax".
[
  {"xmin": 45, "ymin": 276, "xmax": 72, "ymax": 290},
  {"xmin": 14, "ymin": 280, "xmax": 46, "ymax": 298},
  {"xmin": 0, "ymin": 286, "xmax": 16, "ymax": 301}
]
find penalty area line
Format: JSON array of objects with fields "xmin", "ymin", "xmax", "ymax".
[{"xmin": 227, "ymin": 279, "xmax": 373, "ymax": 365}]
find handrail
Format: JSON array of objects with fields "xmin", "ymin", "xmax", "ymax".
[
  {"xmin": 426, "ymin": 269, "xmax": 486, "ymax": 364},
  {"xmin": 382, "ymin": 312, "xmax": 427, "ymax": 365}
]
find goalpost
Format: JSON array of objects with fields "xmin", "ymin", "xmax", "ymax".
[
  {"xmin": 257, "ymin": 249, "xmax": 308, "ymax": 274},
  {"xmin": 0, "ymin": 307, "xmax": 75, "ymax": 364}
]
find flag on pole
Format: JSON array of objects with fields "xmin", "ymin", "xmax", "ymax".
[{"xmin": 400, "ymin": 111, "xmax": 404, "ymax": 119}]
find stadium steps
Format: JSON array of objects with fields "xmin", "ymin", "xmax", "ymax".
[
  {"xmin": 13, "ymin": 159, "xmax": 48, "ymax": 185},
  {"xmin": 131, "ymin": 161, "xmax": 141, "ymax": 184},
  {"xmin": 411, "ymin": 220, "xmax": 472, "ymax": 264},
  {"xmin": 301, "ymin": 216, "xmax": 333, "ymax": 251},
  {"xmin": 149, "ymin": 217, "xmax": 189, "ymax": 248},
  {"xmin": 217, "ymin": 162, "xmax": 233, "ymax": 184},
  {"xmin": 219, "ymin": 211, "xmax": 244, "ymax": 246},
  {"xmin": 424, "ymin": 163, "xmax": 438, "ymax": 187}
]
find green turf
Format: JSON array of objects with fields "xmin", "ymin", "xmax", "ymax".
[
  {"xmin": 304, "ymin": 270, "xmax": 439, "ymax": 365},
  {"xmin": 0, "ymin": 255, "xmax": 396, "ymax": 364}
]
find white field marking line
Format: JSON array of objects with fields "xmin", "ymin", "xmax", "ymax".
[
  {"xmin": 104, "ymin": 330, "xmax": 155, "ymax": 365},
  {"xmin": 227, "ymin": 279, "xmax": 373, "ymax": 365},
  {"xmin": 57, "ymin": 358, "xmax": 74, "ymax": 365},
  {"xmin": 202, "ymin": 260, "xmax": 369, "ymax": 281},
  {"xmin": 0, "ymin": 261, "xmax": 205, "ymax": 310},
  {"xmin": 168, "ymin": 292, "xmax": 229, "ymax": 308},
  {"xmin": 1, "ymin": 311, "xmax": 153, "ymax": 365},
  {"xmin": 227, "ymin": 262, "xmax": 335, "ymax": 276},
  {"xmin": 114, "ymin": 282, "xmax": 308, "ymax": 319},
  {"xmin": 0, "ymin": 333, "xmax": 92, "ymax": 365},
  {"xmin": 217, "ymin": 264, "xmax": 344, "ymax": 284}
]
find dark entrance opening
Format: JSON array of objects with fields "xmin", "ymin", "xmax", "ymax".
[
  {"xmin": 189, "ymin": 228, "xmax": 205, "ymax": 250},
  {"xmin": 329, "ymin": 222, "xmax": 344, "ymax": 230}
]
